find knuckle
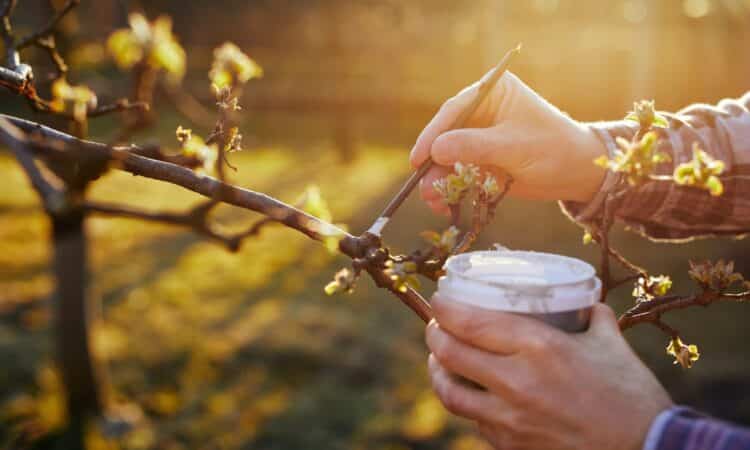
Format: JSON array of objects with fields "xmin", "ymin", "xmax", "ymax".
[
  {"xmin": 596, "ymin": 303, "xmax": 617, "ymax": 322},
  {"xmin": 506, "ymin": 373, "xmax": 538, "ymax": 398},
  {"xmin": 526, "ymin": 329, "xmax": 567, "ymax": 359},
  {"xmin": 435, "ymin": 306, "xmax": 480, "ymax": 340},
  {"xmin": 431, "ymin": 333, "xmax": 457, "ymax": 364},
  {"xmin": 438, "ymin": 384, "xmax": 466, "ymax": 414},
  {"xmin": 524, "ymin": 330, "xmax": 558, "ymax": 355},
  {"xmin": 432, "ymin": 132, "xmax": 455, "ymax": 153},
  {"xmin": 501, "ymin": 410, "xmax": 524, "ymax": 432},
  {"xmin": 441, "ymin": 95, "xmax": 460, "ymax": 111}
]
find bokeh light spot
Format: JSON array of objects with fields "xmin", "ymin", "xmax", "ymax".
[
  {"xmin": 683, "ymin": 0, "xmax": 712, "ymax": 18},
  {"xmin": 622, "ymin": 0, "xmax": 648, "ymax": 23},
  {"xmin": 533, "ymin": 0, "xmax": 560, "ymax": 15}
]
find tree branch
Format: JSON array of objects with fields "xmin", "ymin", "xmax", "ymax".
[
  {"xmin": 0, "ymin": 113, "xmax": 434, "ymax": 322},
  {"xmin": 0, "ymin": 117, "xmax": 63, "ymax": 204},
  {"xmin": 618, "ymin": 290, "xmax": 750, "ymax": 331}
]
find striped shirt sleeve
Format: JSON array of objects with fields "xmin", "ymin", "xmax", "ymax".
[
  {"xmin": 560, "ymin": 92, "xmax": 750, "ymax": 241},
  {"xmin": 643, "ymin": 406, "xmax": 750, "ymax": 450}
]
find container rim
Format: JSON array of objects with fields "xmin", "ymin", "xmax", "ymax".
[{"xmin": 443, "ymin": 249, "xmax": 598, "ymax": 291}]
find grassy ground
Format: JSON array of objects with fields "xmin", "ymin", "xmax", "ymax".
[{"xmin": 1, "ymin": 120, "xmax": 750, "ymax": 449}]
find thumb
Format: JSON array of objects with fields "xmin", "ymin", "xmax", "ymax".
[
  {"xmin": 430, "ymin": 125, "xmax": 525, "ymax": 172},
  {"xmin": 587, "ymin": 303, "xmax": 621, "ymax": 337}
]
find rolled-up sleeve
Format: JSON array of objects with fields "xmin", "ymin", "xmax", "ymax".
[{"xmin": 561, "ymin": 92, "xmax": 750, "ymax": 241}]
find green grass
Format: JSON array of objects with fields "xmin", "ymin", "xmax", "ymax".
[{"xmin": 2, "ymin": 124, "xmax": 750, "ymax": 449}]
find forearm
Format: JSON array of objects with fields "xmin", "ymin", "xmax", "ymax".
[
  {"xmin": 644, "ymin": 406, "xmax": 750, "ymax": 450},
  {"xmin": 562, "ymin": 93, "xmax": 750, "ymax": 240}
]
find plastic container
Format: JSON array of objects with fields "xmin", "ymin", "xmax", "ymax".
[{"xmin": 437, "ymin": 249, "xmax": 601, "ymax": 332}]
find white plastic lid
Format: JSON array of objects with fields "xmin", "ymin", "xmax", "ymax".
[{"xmin": 437, "ymin": 250, "xmax": 601, "ymax": 313}]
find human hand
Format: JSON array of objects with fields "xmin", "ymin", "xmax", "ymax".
[
  {"xmin": 410, "ymin": 72, "xmax": 608, "ymax": 215},
  {"xmin": 425, "ymin": 298, "xmax": 673, "ymax": 450}
]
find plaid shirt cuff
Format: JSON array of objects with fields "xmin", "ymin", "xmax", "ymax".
[
  {"xmin": 558, "ymin": 120, "xmax": 638, "ymax": 224},
  {"xmin": 561, "ymin": 93, "xmax": 750, "ymax": 240},
  {"xmin": 644, "ymin": 406, "xmax": 750, "ymax": 450}
]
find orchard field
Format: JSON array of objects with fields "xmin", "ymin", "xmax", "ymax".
[{"xmin": 3, "ymin": 1, "xmax": 750, "ymax": 449}]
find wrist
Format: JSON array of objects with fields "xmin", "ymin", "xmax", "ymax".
[{"xmin": 570, "ymin": 123, "xmax": 608, "ymax": 203}]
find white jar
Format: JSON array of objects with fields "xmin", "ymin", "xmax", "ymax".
[{"xmin": 437, "ymin": 250, "xmax": 601, "ymax": 332}]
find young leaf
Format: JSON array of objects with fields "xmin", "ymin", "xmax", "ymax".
[
  {"xmin": 107, "ymin": 13, "xmax": 186, "ymax": 83},
  {"xmin": 666, "ymin": 337, "xmax": 700, "ymax": 369},
  {"xmin": 176, "ymin": 127, "xmax": 217, "ymax": 172},
  {"xmin": 626, "ymin": 100, "xmax": 669, "ymax": 129},
  {"xmin": 420, "ymin": 226, "xmax": 460, "ymax": 254},
  {"xmin": 325, "ymin": 268, "xmax": 358, "ymax": 295},
  {"xmin": 209, "ymin": 42, "xmax": 263, "ymax": 89},
  {"xmin": 384, "ymin": 261, "xmax": 420, "ymax": 293},
  {"xmin": 633, "ymin": 275, "xmax": 672, "ymax": 301},
  {"xmin": 672, "ymin": 143, "xmax": 725, "ymax": 196},
  {"xmin": 594, "ymin": 131, "xmax": 670, "ymax": 185},
  {"xmin": 50, "ymin": 78, "xmax": 97, "ymax": 122}
]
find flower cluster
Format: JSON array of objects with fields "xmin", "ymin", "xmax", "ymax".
[
  {"xmin": 633, "ymin": 275, "xmax": 672, "ymax": 301},
  {"xmin": 50, "ymin": 78, "xmax": 97, "ymax": 122},
  {"xmin": 209, "ymin": 42, "xmax": 263, "ymax": 89},
  {"xmin": 384, "ymin": 261, "xmax": 421, "ymax": 293},
  {"xmin": 175, "ymin": 126, "xmax": 217, "ymax": 173},
  {"xmin": 666, "ymin": 337, "xmax": 700, "ymax": 369},
  {"xmin": 594, "ymin": 131, "xmax": 671, "ymax": 186},
  {"xmin": 324, "ymin": 268, "xmax": 358, "ymax": 295},
  {"xmin": 625, "ymin": 100, "xmax": 669, "ymax": 129},
  {"xmin": 673, "ymin": 143, "xmax": 725, "ymax": 196},
  {"xmin": 688, "ymin": 260, "xmax": 745, "ymax": 292},
  {"xmin": 107, "ymin": 13, "xmax": 186, "ymax": 83},
  {"xmin": 420, "ymin": 226, "xmax": 460, "ymax": 255},
  {"xmin": 213, "ymin": 85, "xmax": 242, "ymax": 111},
  {"xmin": 433, "ymin": 162, "xmax": 480, "ymax": 204},
  {"xmin": 478, "ymin": 174, "xmax": 506, "ymax": 204}
]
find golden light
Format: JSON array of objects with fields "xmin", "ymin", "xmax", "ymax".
[
  {"xmin": 622, "ymin": 0, "xmax": 648, "ymax": 23},
  {"xmin": 532, "ymin": 0, "xmax": 560, "ymax": 15},
  {"xmin": 683, "ymin": 0, "xmax": 712, "ymax": 17}
]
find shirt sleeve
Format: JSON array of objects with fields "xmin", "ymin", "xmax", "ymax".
[
  {"xmin": 643, "ymin": 406, "xmax": 750, "ymax": 450},
  {"xmin": 560, "ymin": 92, "xmax": 750, "ymax": 241}
]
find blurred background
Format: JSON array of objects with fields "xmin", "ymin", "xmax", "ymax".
[{"xmin": 2, "ymin": 0, "xmax": 750, "ymax": 449}]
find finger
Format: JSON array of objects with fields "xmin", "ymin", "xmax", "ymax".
[
  {"xmin": 477, "ymin": 422, "xmax": 511, "ymax": 449},
  {"xmin": 431, "ymin": 127, "xmax": 497, "ymax": 168},
  {"xmin": 586, "ymin": 303, "xmax": 620, "ymax": 337},
  {"xmin": 428, "ymin": 354, "xmax": 503, "ymax": 423},
  {"xmin": 410, "ymin": 83, "xmax": 481, "ymax": 168},
  {"xmin": 426, "ymin": 320, "xmax": 517, "ymax": 394},
  {"xmin": 430, "ymin": 124, "xmax": 534, "ymax": 176},
  {"xmin": 431, "ymin": 295, "xmax": 570, "ymax": 355}
]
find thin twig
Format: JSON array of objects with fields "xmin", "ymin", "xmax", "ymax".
[
  {"xmin": 650, "ymin": 318, "xmax": 679, "ymax": 338},
  {"xmin": 88, "ymin": 99, "xmax": 150, "ymax": 117},
  {"xmin": 0, "ymin": 0, "xmax": 18, "ymax": 69},
  {"xmin": 16, "ymin": 0, "xmax": 79, "ymax": 49},
  {"xmin": 32, "ymin": 35, "xmax": 67, "ymax": 77},
  {"xmin": 608, "ymin": 246, "xmax": 647, "ymax": 278},
  {"xmin": 618, "ymin": 290, "xmax": 750, "ymax": 330}
]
